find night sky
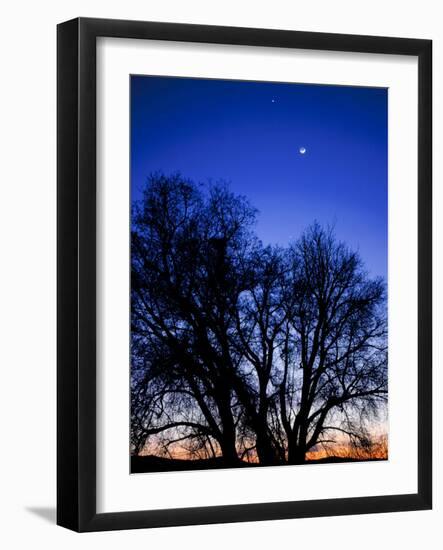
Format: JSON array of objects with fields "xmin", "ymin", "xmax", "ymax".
[{"xmin": 131, "ymin": 76, "xmax": 387, "ymax": 279}]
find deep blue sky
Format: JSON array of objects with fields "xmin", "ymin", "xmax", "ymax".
[{"xmin": 131, "ymin": 76, "xmax": 387, "ymax": 279}]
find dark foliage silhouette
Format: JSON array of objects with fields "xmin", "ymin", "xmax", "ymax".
[{"xmin": 131, "ymin": 174, "xmax": 387, "ymax": 469}]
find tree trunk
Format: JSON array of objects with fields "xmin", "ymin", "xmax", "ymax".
[
  {"xmin": 255, "ymin": 426, "xmax": 279, "ymax": 465},
  {"xmin": 256, "ymin": 435, "xmax": 278, "ymax": 466},
  {"xmin": 287, "ymin": 440, "xmax": 306, "ymax": 465},
  {"xmin": 217, "ymin": 388, "xmax": 240, "ymax": 467},
  {"xmin": 219, "ymin": 438, "xmax": 240, "ymax": 466}
]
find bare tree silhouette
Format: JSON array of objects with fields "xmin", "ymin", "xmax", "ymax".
[
  {"xmin": 131, "ymin": 174, "xmax": 258, "ymax": 466},
  {"xmin": 279, "ymin": 224, "xmax": 387, "ymax": 464},
  {"xmin": 131, "ymin": 174, "xmax": 388, "ymax": 469}
]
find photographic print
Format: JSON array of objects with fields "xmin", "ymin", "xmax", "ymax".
[{"xmin": 130, "ymin": 75, "xmax": 388, "ymax": 474}]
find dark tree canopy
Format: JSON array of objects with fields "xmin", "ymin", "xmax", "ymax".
[{"xmin": 131, "ymin": 174, "xmax": 388, "ymax": 466}]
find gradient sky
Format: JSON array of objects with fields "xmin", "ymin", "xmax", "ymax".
[{"xmin": 131, "ymin": 76, "xmax": 387, "ymax": 279}]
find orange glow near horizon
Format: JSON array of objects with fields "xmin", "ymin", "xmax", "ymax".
[
  {"xmin": 138, "ymin": 434, "xmax": 388, "ymax": 463},
  {"xmin": 305, "ymin": 437, "xmax": 388, "ymax": 461}
]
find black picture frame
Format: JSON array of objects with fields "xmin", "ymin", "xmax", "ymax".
[{"xmin": 57, "ymin": 17, "xmax": 432, "ymax": 532}]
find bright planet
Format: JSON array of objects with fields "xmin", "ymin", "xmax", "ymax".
[{"xmin": 299, "ymin": 147, "xmax": 307, "ymax": 154}]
